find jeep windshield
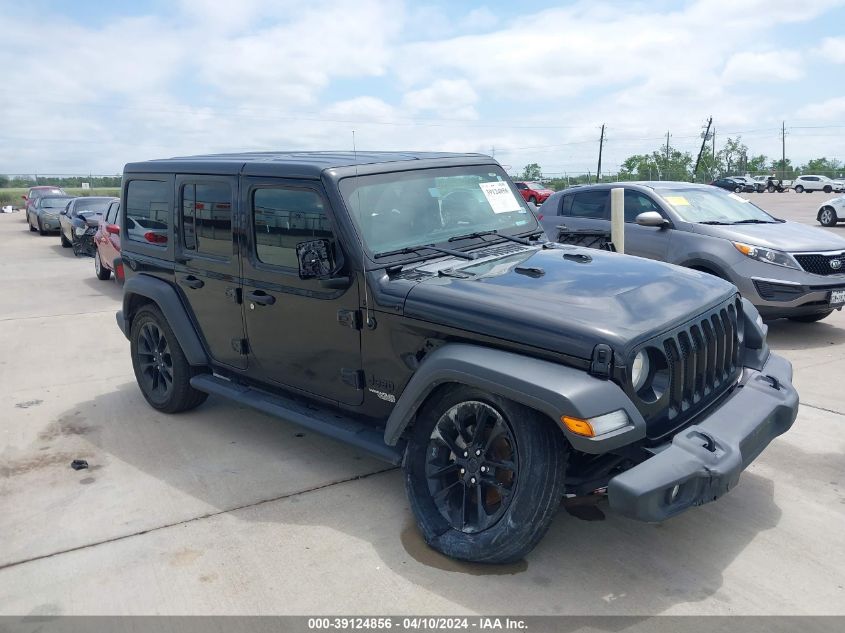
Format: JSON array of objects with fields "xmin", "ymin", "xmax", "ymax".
[
  {"xmin": 658, "ymin": 188, "xmax": 778, "ymax": 224},
  {"xmin": 338, "ymin": 165, "xmax": 539, "ymax": 259}
]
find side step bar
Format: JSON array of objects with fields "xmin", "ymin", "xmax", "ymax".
[{"xmin": 190, "ymin": 374, "xmax": 403, "ymax": 465}]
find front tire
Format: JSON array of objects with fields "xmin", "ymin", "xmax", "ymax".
[
  {"xmin": 795, "ymin": 185, "xmax": 804, "ymax": 193},
  {"xmin": 528, "ymin": 196, "xmax": 538, "ymax": 205},
  {"xmin": 94, "ymin": 249, "xmax": 111, "ymax": 280},
  {"xmin": 60, "ymin": 230, "xmax": 71, "ymax": 247},
  {"xmin": 37, "ymin": 218, "xmax": 47, "ymax": 236},
  {"xmin": 767, "ymin": 184, "xmax": 775, "ymax": 193},
  {"xmin": 819, "ymin": 206, "xmax": 838, "ymax": 227},
  {"xmin": 404, "ymin": 386, "xmax": 566, "ymax": 564},
  {"xmin": 789, "ymin": 311, "xmax": 833, "ymax": 323},
  {"xmin": 130, "ymin": 305, "xmax": 208, "ymax": 413},
  {"xmin": 824, "ymin": 185, "xmax": 832, "ymax": 193}
]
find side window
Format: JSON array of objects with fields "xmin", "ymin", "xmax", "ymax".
[
  {"xmin": 570, "ymin": 191, "xmax": 609, "ymax": 219},
  {"xmin": 515, "ymin": 182, "xmax": 527, "ymax": 190},
  {"xmin": 252, "ymin": 187, "xmax": 332, "ymax": 269},
  {"xmin": 181, "ymin": 182, "xmax": 233, "ymax": 258},
  {"xmin": 560, "ymin": 194, "xmax": 573, "ymax": 216},
  {"xmin": 106, "ymin": 202, "xmax": 119, "ymax": 225},
  {"xmin": 624, "ymin": 191, "xmax": 661, "ymax": 222},
  {"xmin": 126, "ymin": 180, "xmax": 169, "ymax": 246}
]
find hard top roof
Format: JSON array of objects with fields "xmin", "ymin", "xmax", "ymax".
[{"xmin": 124, "ymin": 151, "xmax": 494, "ymax": 178}]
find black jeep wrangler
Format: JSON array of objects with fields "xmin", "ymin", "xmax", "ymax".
[{"xmin": 116, "ymin": 152, "xmax": 798, "ymax": 563}]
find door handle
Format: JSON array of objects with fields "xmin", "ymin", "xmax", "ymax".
[
  {"xmin": 180, "ymin": 275, "xmax": 204, "ymax": 289},
  {"xmin": 246, "ymin": 290, "xmax": 276, "ymax": 306}
]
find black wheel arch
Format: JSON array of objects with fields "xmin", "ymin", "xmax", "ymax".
[
  {"xmin": 681, "ymin": 259, "xmax": 735, "ymax": 284},
  {"xmin": 121, "ymin": 274, "xmax": 209, "ymax": 366}
]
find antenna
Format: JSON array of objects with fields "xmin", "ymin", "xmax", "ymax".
[{"xmin": 352, "ymin": 131, "xmax": 375, "ymax": 329}]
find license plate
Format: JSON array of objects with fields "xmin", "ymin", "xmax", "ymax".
[{"xmin": 831, "ymin": 289, "xmax": 845, "ymax": 306}]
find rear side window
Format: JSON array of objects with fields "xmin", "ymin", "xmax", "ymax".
[
  {"xmin": 252, "ymin": 187, "xmax": 332, "ymax": 269},
  {"xmin": 570, "ymin": 191, "xmax": 609, "ymax": 219},
  {"xmin": 181, "ymin": 182, "xmax": 233, "ymax": 258},
  {"xmin": 106, "ymin": 202, "xmax": 120, "ymax": 225},
  {"xmin": 126, "ymin": 180, "xmax": 169, "ymax": 246}
]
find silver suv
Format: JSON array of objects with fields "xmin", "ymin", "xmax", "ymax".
[{"xmin": 540, "ymin": 182, "xmax": 845, "ymax": 322}]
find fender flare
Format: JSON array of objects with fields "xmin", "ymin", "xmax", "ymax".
[
  {"xmin": 383, "ymin": 343, "xmax": 646, "ymax": 454},
  {"xmin": 119, "ymin": 274, "xmax": 209, "ymax": 366}
]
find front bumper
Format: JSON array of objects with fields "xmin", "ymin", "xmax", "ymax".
[{"xmin": 607, "ymin": 351, "xmax": 797, "ymax": 522}]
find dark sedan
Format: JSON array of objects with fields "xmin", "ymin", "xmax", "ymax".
[
  {"xmin": 59, "ymin": 197, "xmax": 118, "ymax": 256},
  {"xmin": 27, "ymin": 195, "xmax": 74, "ymax": 235},
  {"xmin": 709, "ymin": 177, "xmax": 753, "ymax": 193}
]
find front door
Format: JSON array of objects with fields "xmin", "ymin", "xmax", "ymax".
[
  {"xmin": 240, "ymin": 176, "xmax": 363, "ymax": 406},
  {"xmin": 621, "ymin": 189, "xmax": 672, "ymax": 261},
  {"xmin": 174, "ymin": 175, "xmax": 247, "ymax": 369}
]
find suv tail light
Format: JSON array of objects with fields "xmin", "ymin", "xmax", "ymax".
[{"xmin": 144, "ymin": 231, "xmax": 167, "ymax": 244}]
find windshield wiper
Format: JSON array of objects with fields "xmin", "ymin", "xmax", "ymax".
[
  {"xmin": 447, "ymin": 229, "xmax": 541, "ymax": 245},
  {"xmin": 731, "ymin": 219, "xmax": 776, "ymax": 224},
  {"xmin": 373, "ymin": 244, "xmax": 476, "ymax": 260},
  {"xmin": 698, "ymin": 220, "xmax": 731, "ymax": 225}
]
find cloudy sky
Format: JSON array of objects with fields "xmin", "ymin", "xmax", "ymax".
[{"xmin": 2, "ymin": 0, "xmax": 845, "ymax": 176}]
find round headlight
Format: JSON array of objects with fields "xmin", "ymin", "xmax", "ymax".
[{"xmin": 631, "ymin": 350, "xmax": 650, "ymax": 391}]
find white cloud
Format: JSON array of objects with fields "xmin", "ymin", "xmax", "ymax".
[
  {"xmin": 816, "ymin": 36, "xmax": 845, "ymax": 63},
  {"xmin": 797, "ymin": 96, "xmax": 845, "ymax": 120},
  {"xmin": 722, "ymin": 51, "xmax": 803, "ymax": 82},
  {"xmin": 402, "ymin": 80, "xmax": 478, "ymax": 119}
]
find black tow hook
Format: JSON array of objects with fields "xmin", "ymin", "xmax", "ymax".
[
  {"xmin": 692, "ymin": 431, "xmax": 717, "ymax": 453},
  {"xmin": 761, "ymin": 375, "xmax": 781, "ymax": 390}
]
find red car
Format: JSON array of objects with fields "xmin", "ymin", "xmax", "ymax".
[
  {"xmin": 22, "ymin": 185, "xmax": 66, "ymax": 220},
  {"xmin": 514, "ymin": 181, "xmax": 553, "ymax": 205},
  {"xmin": 93, "ymin": 199, "xmax": 121, "ymax": 280}
]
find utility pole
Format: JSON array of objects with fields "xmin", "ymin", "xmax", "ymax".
[
  {"xmin": 596, "ymin": 124, "xmax": 606, "ymax": 182},
  {"xmin": 665, "ymin": 130, "xmax": 670, "ymax": 161},
  {"xmin": 694, "ymin": 116, "xmax": 713, "ymax": 181},
  {"xmin": 781, "ymin": 121, "xmax": 786, "ymax": 181},
  {"xmin": 712, "ymin": 127, "xmax": 716, "ymax": 162}
]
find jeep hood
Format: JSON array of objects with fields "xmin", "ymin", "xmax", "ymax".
[
  {"xmin": 403, "ymin": 247, "xmax": 736, "ymax": 360},
  {"xmin": 692, "ymin": 220, "xmax": 845, "ymax": 252}
]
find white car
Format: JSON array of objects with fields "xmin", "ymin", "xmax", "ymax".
[
  {"xmin": 794, "ymin": 175, "xmax": 843, "ymax": 194},
  {"xmin": 817, "ymin": 195, "xmax": 845, "ymax": 227}
]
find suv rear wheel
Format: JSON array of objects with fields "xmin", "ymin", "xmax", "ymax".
[
  {"xmin": 130, "ymin": 305, "xmax": 208, "ymax": 413},
  {"xmin": 404, "ymin": 386, "xmax": 566, "ymax": 563}
]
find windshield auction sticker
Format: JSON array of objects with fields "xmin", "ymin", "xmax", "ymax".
[
  {"xmin": 479, "ymin": 182, "xmax": 522, "ymax": 213},
  {"xmin": 663, "ymin": 196, "xmax": 690, "ymax": 206}
]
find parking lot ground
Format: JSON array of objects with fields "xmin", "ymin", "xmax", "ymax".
[{"xmin": 1, "ymin": 196, "xmax": 844, "ymax": 615}]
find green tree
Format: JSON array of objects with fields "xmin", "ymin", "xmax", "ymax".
[
  {"xmin": 520, "ymin": 163, "xmax": 542, "ymax": 180},
  {"xmin": 801, "ymin": 157, "xmax": 843, "ymax": 175},
  {"xmin": 717, "ymin": 137, "xmax": 748, "ymax": 175},
  {"xmin": 620, "ymin": 147, "xmax": 692, "ymax": 181},
  {"xmin": 770, "ymin": 158, "xmax": 795, "ymax": 180},
  {"xmin": 747, "ymin": 154, "xmax": 768, "ymax": 174}
]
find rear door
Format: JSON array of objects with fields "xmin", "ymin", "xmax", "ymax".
[
  {"xmin": 174, "ymin": 175, "xmax": 247, "ymax": 370},
  {"xmin": 240, "ymin": 176, "xmax": 363, "ymax": 406}
]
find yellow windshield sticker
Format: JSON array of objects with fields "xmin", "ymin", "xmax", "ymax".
[{"xmin": 664, "ymin": 196, "xmax": 690, "ymax": 206}]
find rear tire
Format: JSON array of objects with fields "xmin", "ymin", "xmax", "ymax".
[
  {"xmin": 789, "ymin": 311, "xmax": 833, "ymax": 323},
  {"xmin": 819, "ymin": 206, "xmax": 838, "ymax": 227},
  {"xmin": 94, "ymin": 249, "xmax": 111, "ymax": 280},
  {"xmin": 130, "ymin": 305, "xmax": 208, "ymax": 413},
  {"xmin": 734, "ymin": 186, "xmax": 742, "ymax": 193},
  {"xmin": 404, "ymin": 385, "xmax": 566, "ymax": 564}
]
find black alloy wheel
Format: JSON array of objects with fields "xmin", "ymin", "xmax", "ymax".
[
  {"xmin": 135, "ymin": 321, "xmax": 175, "ymax": 404},
  {"xmin": 404, "ymin": 386, "xmax": 566, "ymax": 563},
  {"xmin": 424, "ymin": 400, "xmax": 518, "ymax": 533}
]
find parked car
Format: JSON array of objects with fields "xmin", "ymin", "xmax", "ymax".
[
  {"xmin": 817, "ymin": 195, "xmax": 845, "ymax": 227},
  {"xmin": 58, "ymin": 196, "xmax": 117, "ymax": 255},
  {"xmin": 115, "ymin": 152, "xmax": 796, "ymax": 563},
  {"xmin": 751, "ymin": 175, "xmax": 791, "ymax": 193},
  {"xmin": 93, "ymin": 199, "xmax": 122, "ymax": 280},
  {"xmin": 793, "ymin": 175, "xmax": 843, "ymax": 194},
  {"xmin": 27, "ymin": 194, "xmax": 74, "ymax": 235},
  {"xmin": 22, "ymin": 186, "xmax": 66, "ymax": 221},
  {"xmin": 124, "ymin": 215, "xmax": 168, "ymax": 244},
  {"xmin": 729, "ymin": 176, "xmax": 764, "ymax": 193},
  {"xmin": 539, "ymin": 182, "xmax": 845, "ymax": 322},
  {"xmin": 709, "ymin": 177, "xmax": 750, "ymax": 193},
  {"xmin": 514, "ymin": 181, "xmax": 554, "ymax": 205}
]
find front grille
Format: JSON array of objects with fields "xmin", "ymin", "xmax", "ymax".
[
  {"xmin": 794, "ymin": 252, "xmax": 845, "ymax": 276},
  {"xmin": 663, "ymin": 299, "xmax": 741, "ymax": 421}
]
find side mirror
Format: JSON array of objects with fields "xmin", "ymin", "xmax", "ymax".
[
  {"xmin": 636, "ymin": 211, "xmax": 669, "ymax": 228},
  {"xmin": 22, "ymin": 196, "xmax": 27, "ymax": 201},
  {"xmin": 296, "ymin": 239, "xmax": 335, "ymax": 280},
  {"xmin": 106, "ymin": 224, "xmax": 120, "ymax": 235},
  {"xmin": 60, "ymin": 209, "xmax": 68, "ymax": 215}
]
